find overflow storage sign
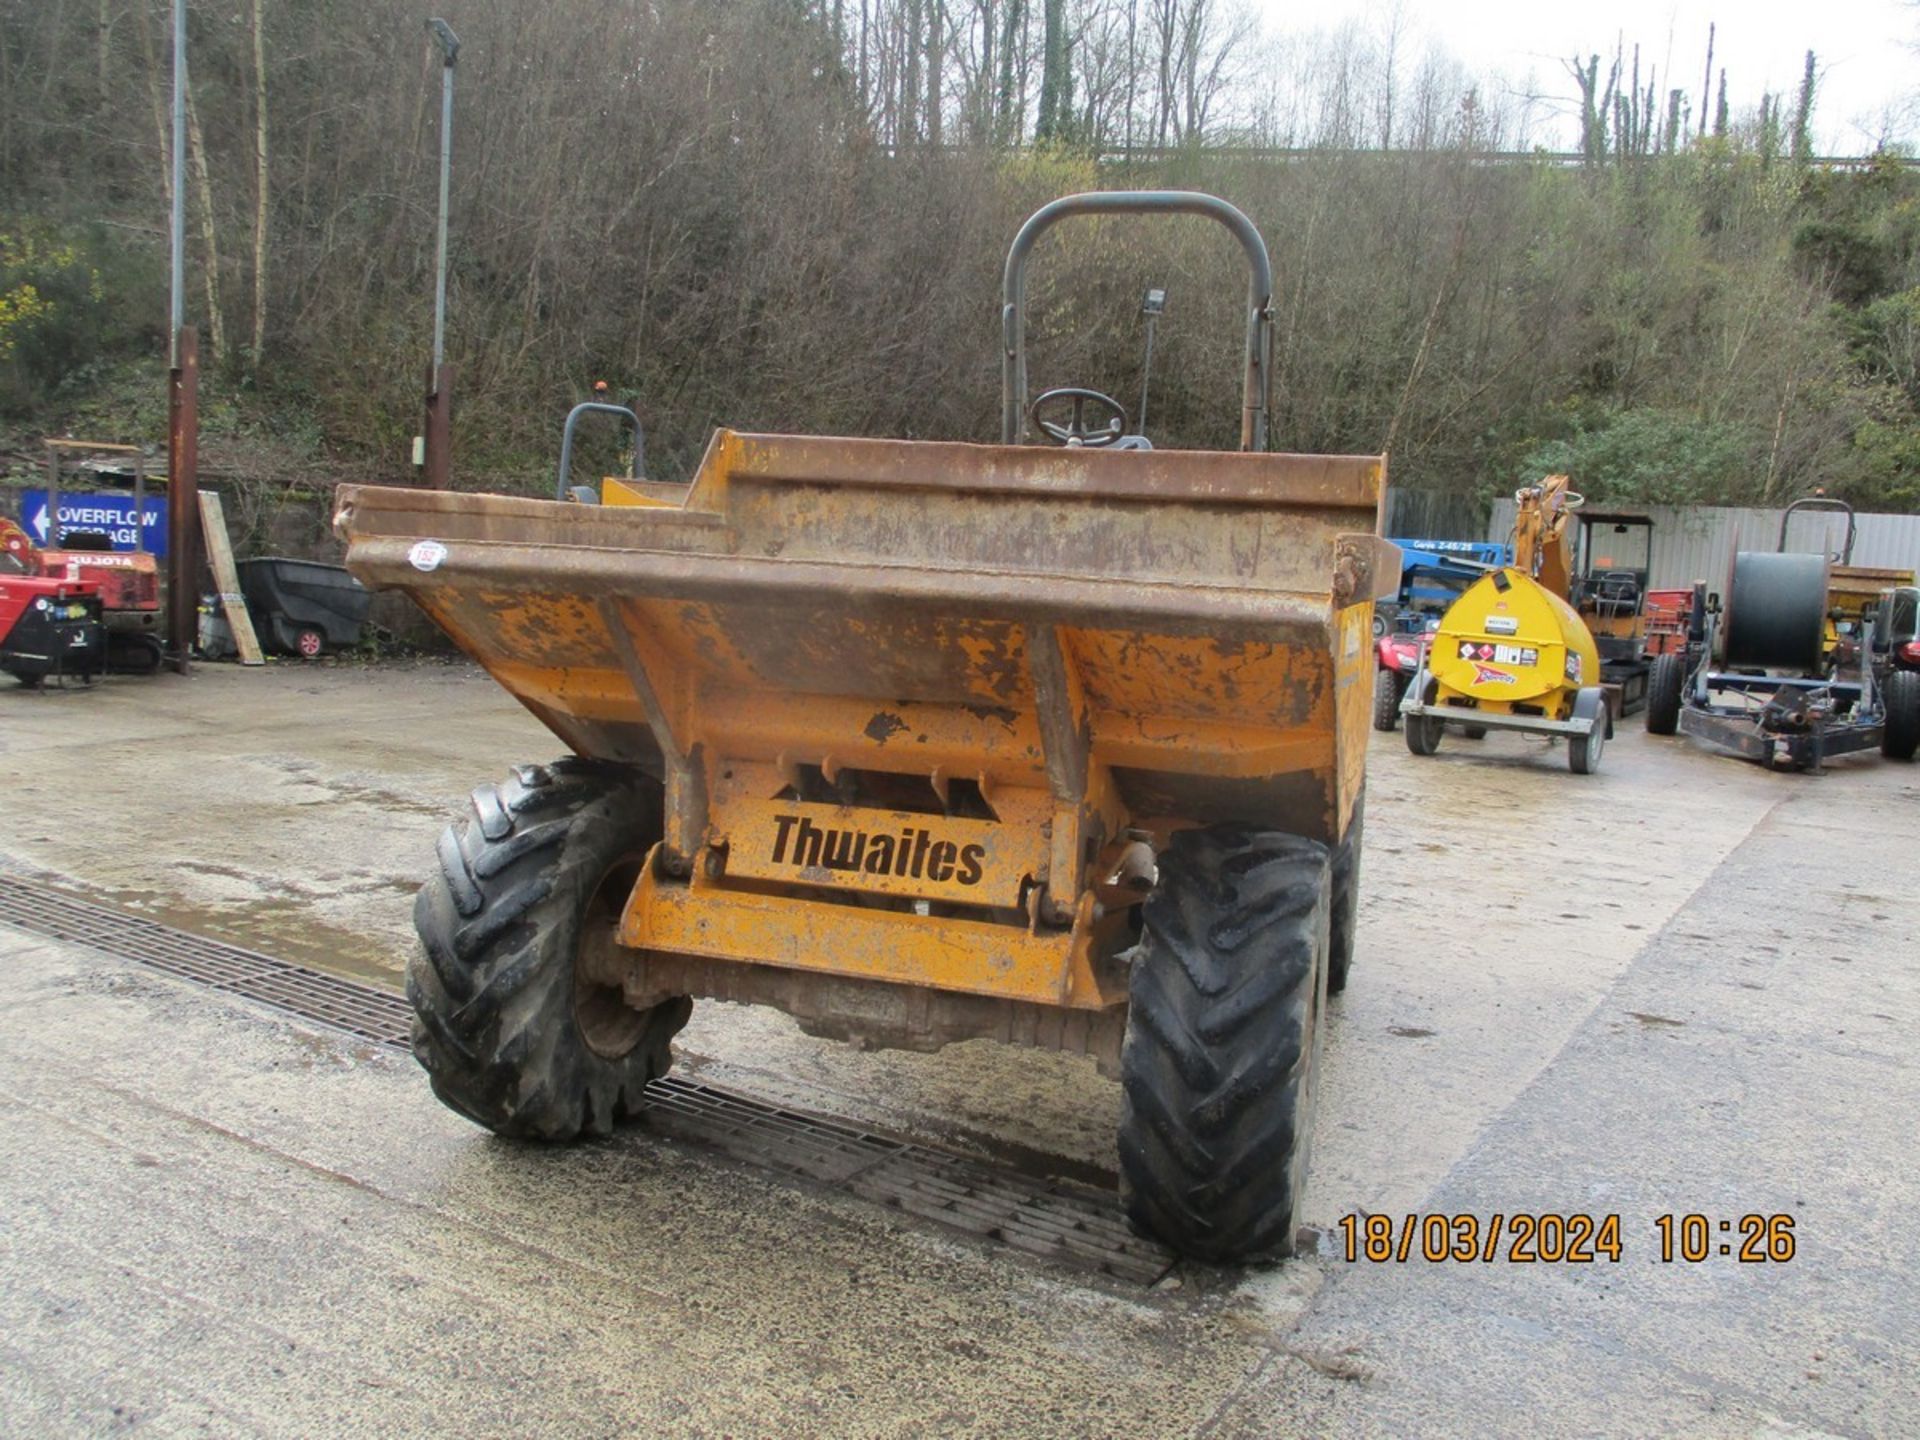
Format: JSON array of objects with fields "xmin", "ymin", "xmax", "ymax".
[{"xmin": 19, "ymin": 489, "xmax": 168, "ymax": 556}]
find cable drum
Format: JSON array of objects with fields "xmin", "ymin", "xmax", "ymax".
[{"xmin": 1725, "ymin": 550, "xmax": 1830, "ymax": 673}]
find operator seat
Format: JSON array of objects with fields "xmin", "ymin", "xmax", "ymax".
[{"xmin": 1591, "ymin": 569, "xmax": 1641, "ymax": 620}]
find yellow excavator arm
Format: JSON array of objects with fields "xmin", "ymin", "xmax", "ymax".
[{"xmin": 1511, "ymin": 474, "xmax": 1581, "ymax": 600}]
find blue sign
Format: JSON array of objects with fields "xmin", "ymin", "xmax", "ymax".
[
  {"xmin": 19, "ymin": 488, "xmax": 168, "ymax": 556},
  {"xmin": 1389, "ymin": 537, "xmax": 1511, "ymax": 565}
]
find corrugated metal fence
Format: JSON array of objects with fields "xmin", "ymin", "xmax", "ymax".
[
  {"xmin": 1482, "ymin": 499, "xmax": 1920, "ymax": 589},
  {"xmin": 1385, "ymin": 487, "xmax": 1486, "ymax": 541}
]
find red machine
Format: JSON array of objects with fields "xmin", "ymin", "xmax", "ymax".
[
  {"xmin": 6, "ymin": 439, "xmax": 165, "ymax": 672},
  {"xmin": 1371, "ymin": 629, "xmax": 1430, "ymax": 731},
  {"xmin": 1641, "ymin": 588, "xmax": 1696, "ymax": 658},
  {"xmin": 0, "ymin": 562, "xmax": 104, "ymax": 686}
]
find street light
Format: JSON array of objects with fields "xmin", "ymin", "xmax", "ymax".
[
  {"xmin": 426, "ymin": 18, "xmax": 459, "ymax": 375},
  {"xmin": 419, "ymin": 18, "xmax": 460, "ymax": 487}
]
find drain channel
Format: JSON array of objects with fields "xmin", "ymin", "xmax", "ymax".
[
  {"xmin": 0, "ymin": 875, "xmax": 410, "ymax": 1046},
  {"xmin": 0, "ymin": 873, "xmax": 1173, "ymax": 1286}
]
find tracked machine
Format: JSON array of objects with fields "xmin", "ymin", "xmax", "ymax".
[{"xmin": 334, "ymin": 192, "xmax": 1397, "ymax": 1263}]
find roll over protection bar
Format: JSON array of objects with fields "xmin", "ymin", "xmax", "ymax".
[{"xmin": 1001, "ymin": 191, "xmax": 1273, "ymax": 452}]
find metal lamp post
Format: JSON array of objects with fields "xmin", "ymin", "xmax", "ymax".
[{"xmin": 422, "ymin": 18, "xmax": 460, "ymax": 488}]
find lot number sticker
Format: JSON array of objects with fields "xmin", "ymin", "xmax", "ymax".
[{"xmin": 408, "ymin": 540, "xmax": 449, "ymax": 572}]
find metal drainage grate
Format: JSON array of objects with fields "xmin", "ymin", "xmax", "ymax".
[
  {"xmin": 0, "ymin": 872, "xmax": 1173, "ymax": 1286},
  {"xmin": 642, "ymin": 1077, "xmax": 1169, "ymax": 1282},
  {"xmin": 0, "ymin": 873, "xmax": 412, "ymax": 1047}
]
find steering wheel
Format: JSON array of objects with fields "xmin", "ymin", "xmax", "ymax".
[{"xmin": 1030, "ymin": 388, "xmax": 1129, "ymax": 447}]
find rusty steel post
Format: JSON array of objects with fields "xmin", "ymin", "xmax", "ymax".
[
  {"xmin": 44, "ymin": 445, "xmax": 60, "ymax": 549},
  {"xmin": 423, "ymin": 361, "xmax": 453, "ymax": 489},
  {"xmin": 166, "ymin": 325, "xmax": 201, "ymax": 673}
]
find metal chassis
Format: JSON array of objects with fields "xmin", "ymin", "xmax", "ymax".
[
  {"xmin": 1676, "ymin": 610, "xmax": 1886, "ymax": 771},
  {"xmin": 1398, "ymin": 645, "xmax": 1604, "ymax": 740},
  {"xmin": 1678, "ymin": 673, "xmax": 1883, "ymax": 770},
  {"xmin": 1600, "ymin": 656, "xmax": 1649, "ymax": 718}
]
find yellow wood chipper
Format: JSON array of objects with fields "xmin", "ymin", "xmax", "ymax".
[
  {"xmin": 334, "ymin": 192, "xmax": 1397, "ymax": 1263},
  {"xmin": 1399, "ymin": 474, "xmax": 1611, "ymax": 773}
]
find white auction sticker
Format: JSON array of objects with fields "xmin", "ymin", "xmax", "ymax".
[{"xmin": 408, "ymin": 540, "xmax": 449, "ymax": 573}]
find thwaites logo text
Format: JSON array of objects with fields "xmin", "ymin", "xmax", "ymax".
[{"xmin": 770, "ymin": 813, "xmax": 987, "ymax": 886}]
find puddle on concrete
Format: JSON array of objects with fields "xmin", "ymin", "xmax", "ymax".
[{"xmin": 22, "ymin": 871, "xmax": 407, "ymax": 988}]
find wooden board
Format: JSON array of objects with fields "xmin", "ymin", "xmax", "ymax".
[{"xmin": 197, "ymin": 491, "xmax": 264, "ymax": 666}]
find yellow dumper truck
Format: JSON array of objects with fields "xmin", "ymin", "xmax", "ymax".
[{"xmin": 335, "ymin": 192, "xmax": 1395, "ymax": 1263}]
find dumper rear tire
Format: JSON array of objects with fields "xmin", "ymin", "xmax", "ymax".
[
  {"xmin": 1119, "ymin": 826, "xmax": 1330, "ymax": 1263},
  {"xmin": 409, "ymin": 758, "xmax": 691, "ymax": 1140}
]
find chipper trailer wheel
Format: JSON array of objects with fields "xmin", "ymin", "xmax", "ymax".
[
  {"xmin": 1645, "ymin": 652, "xmax": 1685, "ymax": 737},
  {"xmin": 1568, "ymin": 686, "xmax": 1609, "ymax": 775},
  {"xmin": 1119, "ymin": 826, "xmax": 1330, "ymax": 1264},
  {"xmin": 410, "ymin": 758, "xmax": 691, "ymax": 1139},
  {"xmin": 1404, "ymin": 677, "xmax": 1444, "ymax": 756},
  {"xmin": 1884, "ymin": 670, "xmax": 1920, "ymax": 761}
]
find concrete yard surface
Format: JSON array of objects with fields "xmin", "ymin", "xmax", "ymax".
[{"xmin": 2, "ymin": 662, "xmax": 1917, "ymax": 1437}]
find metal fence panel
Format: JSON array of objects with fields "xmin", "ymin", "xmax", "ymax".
[{"xmin": 1483, "ymin": 500, "xmax": 1920, "ymax": 590}]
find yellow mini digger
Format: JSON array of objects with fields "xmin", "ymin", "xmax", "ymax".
[{"xmin": 335, "ymin": 192, "xmax": 1396, "ymax": 1263}]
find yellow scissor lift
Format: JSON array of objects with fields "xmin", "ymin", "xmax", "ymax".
[{"xmin": 336, "ymin": 192, "xmax": 1397, "ymax": 1262}]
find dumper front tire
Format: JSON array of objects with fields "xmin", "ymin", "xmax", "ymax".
[
  {"xmin": 1119, "ymin": 826, "xmax": 1330, "ymax": 1264},
  {"xmin": 409, "ymin": 758, "xmax": 691, "ymax": 1140},
  {"xmin": 1328, "ymin": 795, "xmax": 1363, "ymax": 996}
]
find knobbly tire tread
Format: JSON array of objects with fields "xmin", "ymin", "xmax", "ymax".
[
  {"xmin": 1883, "ymin": 670, "xmax": 1920, "ymax": 760},
  {"xmin": 1328, "ymin": 796, "xmax": 1363, "ymax": 996},
  {"xmin": 1119, "ymin": 825, "xmax": 1331, "ymax": 1263},
  {"xmin": 1371, "ymin": 672, "xmax": 1400, "ymax": 732},
  {"xmin": 1645, "ymin": 652, "xmax": 1684, "ymax": 736},
  {"xmin": 409, "ymin": 756, "xmax": 690, "ymax": 1140}
]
